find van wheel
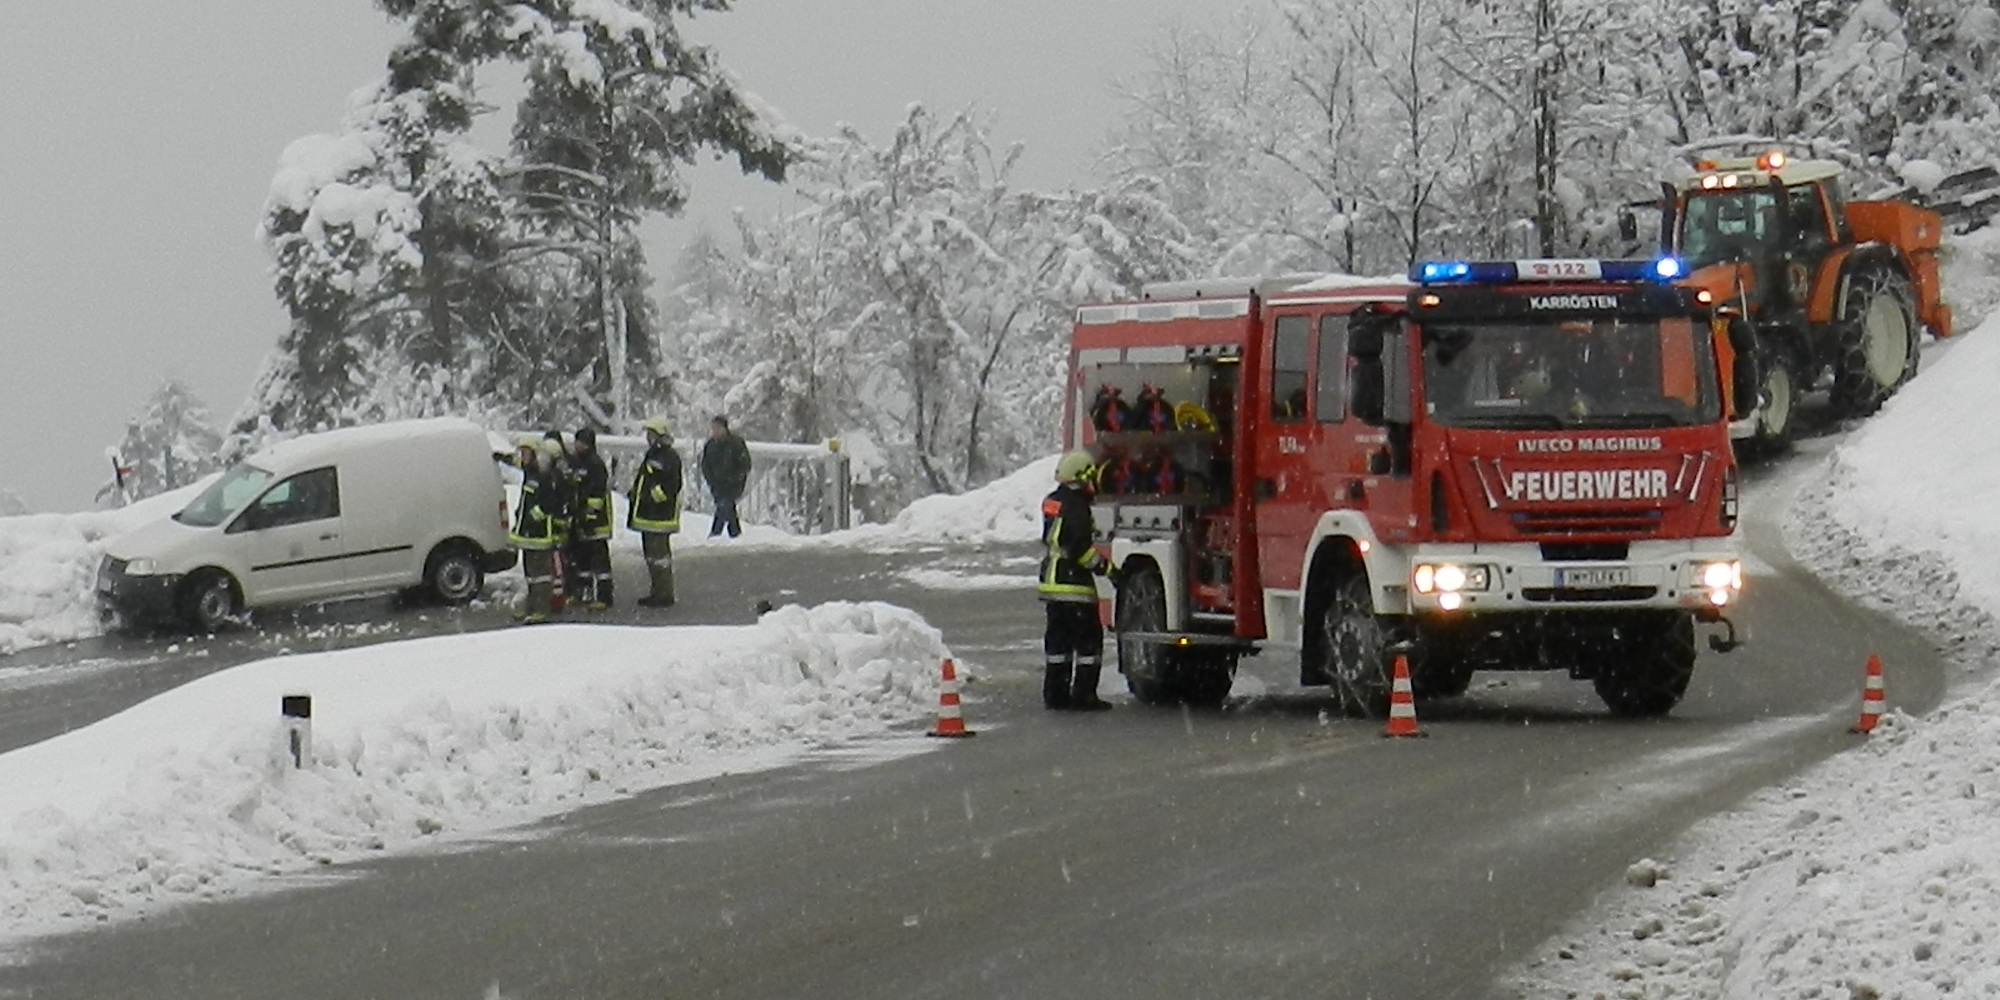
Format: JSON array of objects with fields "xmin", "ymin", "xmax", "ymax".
[
  {"xmin": 425, "ymin": 543, "xmax": 485, "ymax": 605},
  {"xmin": 179, "ymin": 570, "xmax": 239, "ymax": 634}
]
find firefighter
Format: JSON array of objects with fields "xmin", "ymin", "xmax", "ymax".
[
  {"xmin": 628, "ymin": 416, "xmax": 684, "ymax": 608},
  {"xmin": 542, "ymin": 429, "xmax": 577, "ymax": 608},
  {"xmin": 568, "ymin": 427, "xmax": 616, "ymax": 610},
  {"xmin": 508, "ymin": 435, "xmax": 568, "ymax": 623},
  {"xmin": 1039, "ymin": 450, "xmax": 1119, "ymax": 711}
]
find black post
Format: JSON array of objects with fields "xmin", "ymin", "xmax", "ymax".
[{"xmin": 281, "ymin": 694, "xmax": 312, "ymax": 769}]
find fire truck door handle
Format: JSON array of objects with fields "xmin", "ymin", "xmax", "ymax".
[
  {"xmin": 1255, "ymin": 478, "xmax": 1277, "ymax": 499},
  {"xmin": 1346, "ymin": 480, "xmax": 1365, "ymax": 502}
]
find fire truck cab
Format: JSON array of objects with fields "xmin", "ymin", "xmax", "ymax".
[{"xmin": 1068, "ymin": 258, "xmax": 1743, "ymax": 717}]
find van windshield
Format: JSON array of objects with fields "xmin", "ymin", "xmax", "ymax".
[{"xmin": 174, "ymin": 463, "xmax": 274, "ymax": 527}]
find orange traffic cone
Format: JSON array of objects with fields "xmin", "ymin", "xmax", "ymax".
[
  {"xmin": 928, "ymin": 658, "xmax": 976, "ymax": 739},
  {"xmin": 1851, "ymin": 653, "xmax": 1885, "ymax": 734},
  {"xmin": 1384, "ymin": 654, "xmax": 1426, "ymax": 738}
]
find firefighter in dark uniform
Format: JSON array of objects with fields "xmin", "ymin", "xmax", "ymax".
[
  {"xmin": 628, "ymin": 416, "xmax": 684, "ymax": 607},
  {"xmin": 508, "ymin": 435, "xmax": 568, "ymax": 623},
  {"xmin": 569, "ymin": 426, "xmax": 616, "ymax": 610},
  {"xmin": 1039, "ymin": 450, "xmax": 1118, "ymax": 711}
]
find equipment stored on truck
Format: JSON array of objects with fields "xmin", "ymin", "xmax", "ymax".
[{"xmin": 1068, "ymin": 259, "xmax": 1743, "ymax": 717}]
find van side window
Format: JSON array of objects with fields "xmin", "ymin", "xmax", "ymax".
[
  {"xmin": 1316, "ymin": 314, "xmax": 1347, "ymax": 423},
  {"xmin": 241, "ymin": 467, "xmax": 340, "ymax": 531},
  {"xmin": 1271, "ymin": 315, "xmax": 1311, "ymax": 423}
]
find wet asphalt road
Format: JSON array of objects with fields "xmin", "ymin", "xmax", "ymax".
[{"xmin": 0, "ymin": 434, "xmax": 1951, "ymax": 1000}]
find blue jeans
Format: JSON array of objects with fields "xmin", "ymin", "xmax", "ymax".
[{"xmin": 710, "ymin": 495, "xmax": 742, "ymax": 537}]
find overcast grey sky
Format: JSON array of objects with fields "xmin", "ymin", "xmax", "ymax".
[{"xmin": 0, "ymin": 0, "xmax": 1231, "ymax": 513}]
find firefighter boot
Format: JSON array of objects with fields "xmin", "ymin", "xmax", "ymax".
[
  {"xmin": 1043, "ymin": 656, "xmax": 1073, "ymax": 711},
  {"xmin": 640, "ymin": 558, "xmax": 675, "ymax": 608},
  {"xmin": 1070, "ymin": 658, "xmax": 1112, "ymax": 711}
]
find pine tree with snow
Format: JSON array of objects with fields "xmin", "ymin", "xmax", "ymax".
[{"xmin": 113, "ymin": 380, "xmax": 225, "ymax": 501}]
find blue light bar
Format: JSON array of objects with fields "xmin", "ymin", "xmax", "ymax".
[
  {"xmin": 1412, "ymin": 258, "xmax": 1686, "ymax": 285},
  {"xmin": 1411, "ymin": 261, "xmax": 1518, "ymax": 283}
]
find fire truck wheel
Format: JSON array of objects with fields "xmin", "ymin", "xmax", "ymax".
[
  {"xmin": 1591, "ymin": 612, "xmax": 1695, "ymax": 717},
  {"xmin": 1310, "ymin": 572, "xmax": 1392, "ymax": 717},
  {"xmin": 1115, "ymin": 564, "xmax": 1177, "ymax": 705},
  {"xmin": 1830, "ymin": 265, "xmax": 1917, "ymax": 419}
]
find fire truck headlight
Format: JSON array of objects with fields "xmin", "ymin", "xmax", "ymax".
[
  {"xmin": 1699, "ymin": 560, "xmax": 1741, "ymax": 591},
  {"xmin": 1439, "ymin": 592, "xmax": 1464, "ymax": 612},
  {"xmin": 1415, "ymin": 563, "xmax": 1491, "ymax": 594},
  {"xmin": 1708, "ymin": 588, "xmax": 1731, "ymax": 607}
]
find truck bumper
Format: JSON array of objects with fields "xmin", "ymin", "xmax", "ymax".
[{"xmin": 1401, "ymin": 540, "xmax": 1742, "ymax": 615}]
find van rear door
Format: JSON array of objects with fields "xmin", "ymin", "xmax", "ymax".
[{"xmin": 231, "ymin": 466, "xmax": 346, "ymax": 604}]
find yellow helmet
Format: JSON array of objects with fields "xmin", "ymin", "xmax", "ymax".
[
  {"xmin": 641, "ymin": 416, "xmax": 671, "ymax": 437},
  {"xmin": 1055, "ymin": 450, "xmax": 1096, "ymax": 485},
  {"xmin": 1173, "ymin": 401, "xmax": 1216, "ymax": 433},
  {"xmin": 515, "ymin": 433, "xmax": 540, "ymax": 452}
]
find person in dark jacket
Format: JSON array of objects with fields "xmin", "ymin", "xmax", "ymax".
[
  {"xmin": 700, "ymin": 415, "xmax": 752, "ymax": 538},
  {"xmin": 1038, "ymin": 450, "xmax": 1118, "ymax": 710},
  {"xmin": 628, "ymin": 416, "xmax": 684, "ymax": 607},
  {"xmin": 541, "ymin": 429, "xmax": 578, "ymax": 608},
  {"xmin": 507, "ymin": 435, "xmax": 568, "ymax": 623},
  {"xmin": 569, "ymin": 426, "xmax": 615, "ymax": 610}
]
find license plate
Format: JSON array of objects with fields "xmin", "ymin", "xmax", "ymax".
[{"xmin": 1555, "ymin": 567, "xmax": 1630, "ymax": 588}]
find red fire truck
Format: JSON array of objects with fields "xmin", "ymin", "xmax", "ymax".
[{"xmin": 1068, "ymin": 258, "xmax": 1744, "ymax": 717}]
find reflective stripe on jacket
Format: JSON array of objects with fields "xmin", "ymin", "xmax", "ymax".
[
  {"xmin": 628, "ymin": 442, "xmax": 684, "ymax": 533},
  {"xmin": 571, "ymin": 452, "xmax": 614, "ymax": 541},
  {"xmin": 509, "ymin": 466, "xmax": 566, "ymax": 550},
  {"xmin": 1037, "ymin": 483, "xmax": 1104, "ymax": 603}
]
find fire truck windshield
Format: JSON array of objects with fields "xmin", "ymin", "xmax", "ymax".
[
  {"xmin": 1421, "ymin": 316, "xmax": 1722, "ymax": 430},
  {"xmin": 1677, "ymin": 189, "xmax": 1783, "ymax": 269}
]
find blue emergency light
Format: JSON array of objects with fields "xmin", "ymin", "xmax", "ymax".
[{"xmin": 1410, "ymin": 257, "xmax": 1685, "ymax": 285}]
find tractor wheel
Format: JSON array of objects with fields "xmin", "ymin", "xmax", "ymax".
[
  {"xmin": 1591, "ymin": 613, "xmax": 1696, "ymax": 717},
  {"xmin": 1746, "ymin": 340, "xmax": 1798, "ymax": 456},
  {"xmin": 1305, "ymin": 571, "xmax": 1392, "ymax": 717},
  {"xmin": 1116, "ymin": 564, "xmax": 1175, "ymax": 705},
  {"xmin": 1830, "ymin": 266, "xmax": 1917, "ymax": 419}
]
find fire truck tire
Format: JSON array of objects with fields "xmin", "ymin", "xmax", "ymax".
[
  {"xmin": 1307, "ymin": 572, "xmax": 1393, "ymax": 717},
  {"xmin": 1590, "ymin": 612, "xmax": 1695, "ymax": 717},
  {"xmin": 1115, "ymin": 564, "xmax": 1177, "ymax": 705},
  {"xmin": 1830, "ymin": 266, "xmax": 1917, "ymax": 419}
]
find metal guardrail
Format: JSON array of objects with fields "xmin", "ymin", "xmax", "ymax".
[{"xmin": 512, "ymin": 432, "xmax": 853, "ymax": 535}]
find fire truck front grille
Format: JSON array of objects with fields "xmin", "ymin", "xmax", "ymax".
[
  {"xmin": 1521, "ymin": 586, "xmax": 1660, "ymax": 603},
  {"xmin": 1510, "ymin": 509, "xmax": 1663, "ymax": 536}
]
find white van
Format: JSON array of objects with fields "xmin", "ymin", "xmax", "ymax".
[{"xmin": 97, "ymin": 418, "xmax": 515, "ymax": 631}]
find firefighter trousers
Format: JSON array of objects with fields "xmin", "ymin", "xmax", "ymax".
[
  {"xmin": 573, "ymin": 537, "xmax": 613, "ymax": 608},
  {"xmin": 1042, "ymin": 601, "xmax": 1107, "ymax": 710},
  {"xmin": 639, "ymin": 532, "xmax": 675, "ymax": 606},
  {"xmin": 521, "ymin": 549, "xmax": 558, "ymax": 620}
]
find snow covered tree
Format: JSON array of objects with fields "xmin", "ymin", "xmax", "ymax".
[
  {"xmin": 242, "ymin": 0, "xmax": 791, "ymax": 446},
  {"xmin": 112, "ymin": 380, "xmax": 225, "ymax": 500}
]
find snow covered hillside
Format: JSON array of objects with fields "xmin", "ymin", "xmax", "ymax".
[
  {"xmin": 0, "ymin": 603, "xmax": 950, "ymax": 948},
  {"xmin": 1513, "ymin": 299, "xmax": 2000, "ymax": 997}
]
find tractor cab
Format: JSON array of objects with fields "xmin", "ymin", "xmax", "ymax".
[{"xmin": 1667, "ymin": 151, "xmax": 1844, "ymax": 311}]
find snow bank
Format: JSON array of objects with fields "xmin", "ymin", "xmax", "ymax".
[
  {"xmin": 0, "ymin": 602, "xmax": 948, "ymax": 945},
  {"xmin": 881, "ymin": 454, "xmax": 1056, "ymax": 546},
  {"xmin": 1513, "ymin": 301, "xmax": 2000, "ymax": 997},
  {"xmin": 0, "ymin": 485, "xmax": 200, "ymax": 655}
]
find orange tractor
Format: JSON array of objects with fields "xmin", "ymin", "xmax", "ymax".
[{"xmin": 1657, "ymin": 151, "xmax": 1952, "ymax": 450}]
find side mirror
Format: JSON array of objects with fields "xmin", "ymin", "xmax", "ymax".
[{"xmin": 1617, "ymin": 208, "xmax": 1639, "ymax": 244}]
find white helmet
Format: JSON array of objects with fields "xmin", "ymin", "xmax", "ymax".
[{"xmin": 1055, "ymin": 450, "xmax": 1096, "ymax": 485}]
